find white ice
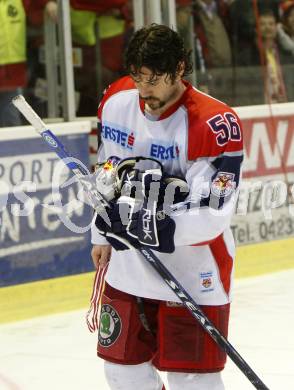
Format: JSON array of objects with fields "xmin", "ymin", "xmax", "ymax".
[{"xmin": 0, "ymin": 269, "xmax": 293, "ymax": 390}]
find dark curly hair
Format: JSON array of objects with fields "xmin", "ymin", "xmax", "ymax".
[{"xmin": 125, "ymin": 24, "xmax": 193, "ymax": 81}]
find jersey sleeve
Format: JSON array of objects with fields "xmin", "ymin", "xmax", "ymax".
[{"xmin": 171, "ymin": 107, "xmax": 243, "ymax": 246}]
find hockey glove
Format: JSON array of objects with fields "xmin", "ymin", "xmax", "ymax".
[
  {"xmin": 95, "ymin": 197, "xmax": 142, "ymax": 251},
  {"xmin": 95, "ymin": 168, "xmax": 188, "ymax": 253},
  {"xmin": 94, "ymin": 194, "xmax": 176, "ymax": 253},
  {"xmin": 95, "ymin": 158, "xmax": 189, "ymax": 253}
]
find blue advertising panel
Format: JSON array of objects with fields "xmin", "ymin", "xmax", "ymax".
[{"xmin": 0, "ymin": 123, "xmax": 94, "ymax": 286}]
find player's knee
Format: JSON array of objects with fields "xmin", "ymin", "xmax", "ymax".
[
  {"xmin": 167, "ymin": 371, "xmax": 225, "ymax": 390},
  {"xmin": 104, "ymin": 360, "xmax": 164, "ymax": 390}
]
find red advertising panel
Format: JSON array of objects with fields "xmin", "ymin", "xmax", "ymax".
[{"xmin": 233, "ymin": 108, "xmax": 294, "ymax": 245}]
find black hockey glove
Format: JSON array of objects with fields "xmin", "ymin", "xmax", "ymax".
[
  {"xmin": 95, "ymin": 196, "xmax": 176, "ymax": 252},
  {"xmin": 95, "ymin": 197, "xmax": 142, "ymax": 251},
  {"xmin": 95, "ymin": 169, "xmax": 188, "ymax": 253}
]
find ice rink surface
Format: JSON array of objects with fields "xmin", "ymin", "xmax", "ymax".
[{"xmin": 0, "ymin": 269, "xmax": 293, "ymax": 390}]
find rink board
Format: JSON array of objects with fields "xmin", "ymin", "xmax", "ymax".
[
  {"xmin": 0, "ymin": 122, "xmax": 94, "ymax": 287},
  {"xmin": 1, "ymin": 236, "xmax": 294, "ymax": 324}
]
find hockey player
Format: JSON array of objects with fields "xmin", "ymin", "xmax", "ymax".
[{"xmin": 91, "ymin": 24, "xmax": 243, "ymax": 390}]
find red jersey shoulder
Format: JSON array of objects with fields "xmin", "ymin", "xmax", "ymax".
[
  {"xmin": 183, "ymin": 88, "xmax": 243, "ymax": 160},
  {"xmin": 97, "ymin": 76, "xmax": 136, "ymax": 120}
]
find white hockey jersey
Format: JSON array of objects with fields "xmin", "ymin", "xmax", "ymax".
[{"xmin": 91, "ymin": 76, "xmax": 243, "ymax": 305}]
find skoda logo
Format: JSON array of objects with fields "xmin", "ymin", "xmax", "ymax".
[
  {"xmin": 98, "ymin": 304, "xmax": 122, "ymax": 347},
  {"xmin": 43, "ymin": 134, "xmax": 58, "ymax": 148}
]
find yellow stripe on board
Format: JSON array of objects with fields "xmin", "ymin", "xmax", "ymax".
[
  {"xmin": 0, "ymin": 272, "xmax": 95, "ymax": 324},
  {"xmin": 235, "ymin": 237, "xmax": 294, "ymax": 278},
  {"xmin": 1, "ymin": 237, "xmax": 294, "ymax": 324}
]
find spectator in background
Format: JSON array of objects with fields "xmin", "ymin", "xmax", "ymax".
[
  {"xmin": 25, "ymin": 0, "xmax": 130, "ymax": 117},
  {"xmin": 238, "ymin": 8, "xmax": 292, "ymax": 103},
  {"xmin": 277, "ymin": 0, "xmax": 294, "ymax": 55},
  {"xmin": 0, "ymin": 0, "xmax": 56, "ymax": 127},
  {"xmin": 192, "ymin": 0, "xmax": 233, "ymax": 101},
  {"xmin": 263, "ymin": 8, "xmax": 293, "ymax": 104},
  {"xmin": 70, "ymin": 0, "xmax": 130, "ymax": 116},
  {"xmin": 229, "ymin": 0, "xmax": 281, "ymax": 65},
  {"xmin": 0, "ymin": 0, "xmax": 27, "ymax": 127},
  {"xmin": 176, "ymin": 0, "xmax": 193, "ymax": 47},
  {"xmin": 98, "ymin": 2, "xmax": 133, "ymax": 87},
  {"xmin": 193, "ymin": 0, "xmax": 232, "ymax": 69}
]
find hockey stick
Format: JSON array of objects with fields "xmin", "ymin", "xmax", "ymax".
[{"xmin": 12, "ymin": 95, "xmax": 269, "ymax": 390}]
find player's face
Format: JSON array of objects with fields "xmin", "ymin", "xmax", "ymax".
[{"xmin": 130, "ymin": 66, "xmax": 183, "ymax": 112}]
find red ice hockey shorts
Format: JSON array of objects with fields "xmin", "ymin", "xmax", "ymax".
[{"xmin": 97, "ymin": 283, "xmax": 230, "ymax": 373}]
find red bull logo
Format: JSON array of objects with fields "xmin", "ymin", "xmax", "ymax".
[
  {"xmin": 200, "ymin": 271, "xmax": 214, "ymax": 293},
  {"xmin": 211, "ymin": 172, "xmax": 235, "ymax": 197},
  {"xmin": 103, "ymin": 156, "xmax": 120, "ymax": 172},
  {"xmin": 202, "ymin": 278, "xmax": 212, "ymax": 288}
]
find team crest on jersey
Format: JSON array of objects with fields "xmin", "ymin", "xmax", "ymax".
[
  {"xmin": 200, "ymin": 271, "xmax": 214, "ymax": 293},
  {"xmin": 211, "ymin": 172, "xmax": 235, "ymax": 197},
  {"xmin": 98, "ymin": 304, "xmax": 122, "ymax": 347},
  {"xmin": 101, "ymin": 121, "xmax": 136, "ymax": 150}
]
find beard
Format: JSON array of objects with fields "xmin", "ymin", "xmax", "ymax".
[
  {"xmin": 143, "ymin": 98, "xmax": 166, "ymax": 110},
  {"xmin": 139, "ymin": 96, "xmax": 166, "ymax": 110},
  {"xmin": 139, "ymin": 83, "xmax": 180, "ymax": 112}
]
